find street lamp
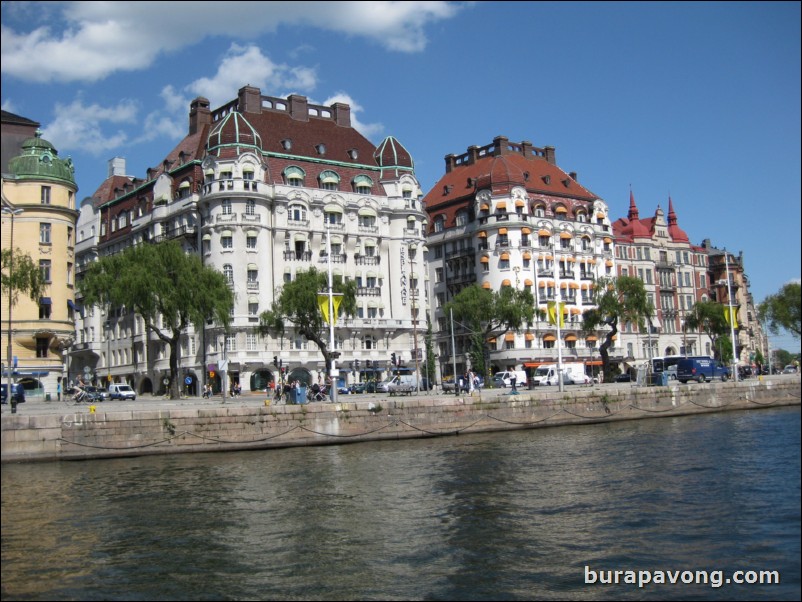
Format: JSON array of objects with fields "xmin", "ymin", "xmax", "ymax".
[{"xmin": 3, "ymin": 207, "xmax": 24, "ymax": 413}]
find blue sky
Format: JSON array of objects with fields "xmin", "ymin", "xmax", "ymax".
[{"xmin": 2, "ymin": 1, "xmax": 800, "ymax": 351}]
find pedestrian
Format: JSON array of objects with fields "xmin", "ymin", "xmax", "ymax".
[
  {"xmin": 468, "ymin": 370, "xmax": 476, "ymax": 396},
  {"xmin": 57, "ymin": 381, "xmax": 62, "ymax": 402}
]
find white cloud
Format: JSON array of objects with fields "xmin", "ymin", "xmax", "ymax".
[
  {"xmin": 322, "ymin": 92, "xmax": 384, "ymax": 140},
  {"xmin": 43, "ymin": 98, "xmax": 139, "ymax": 155},
  {"xmin": 1, "ymin": 1, "xmax": 464, "ymax": 83},
  {"xmin": 185, "ymin": 44, "xmax": 318, "ymax": 108}
]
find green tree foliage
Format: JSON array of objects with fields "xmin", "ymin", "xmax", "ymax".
[
  {"xmin": 258, "ymin": 268, "xmax": 356, "ymax": 375},
  {"xmin": 443, "ymin": 284, "xmax": 537, "ymax": 380},
  {"xmin": 78, "ymin": 241, "xmax": 233, "ymax": 399},
  {"xmin": 1, "ymin": 248, "xmax": 46, "ymax": 307},
  {"xmin": 683, "ymin": 300, "xmax": 730, "ymax": 361},
  {"xmin": 424, "ymin": 314, "xmax": 437, "ymax": 385},
  {"xmin": 758, "ymin": 282, "xmax": 801, "ymax": 339},
  {"xmin": 581, "ymin": 276, "xmax": 653, "ymax": 381}
]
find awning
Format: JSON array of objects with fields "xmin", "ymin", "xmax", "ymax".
[
  {"xmin": 560, "ymin": 282, "xmax": 568, "ymax": 289},
  {"xmin": 179, "ymin": 181, "xmax": 190, "ymax": 189},
  {"xmin": 408, "ymin": 242, "xmax": 417, "ymax": 250},
  {"xmin": 515, "ymin": 199, "xmax": 525, "ymax": 207},
  {"xmin": 202, "ymin": 233, "xmax": 211, "ymax": 241},
  {"xmin": 324, "ymin": 203, "xmax": 343, "ymax": 213},
  {"xmin": 358, "ymin": 207, "xmax": 377, "ymax": 217},
  {"xmin": 478, "ymin": 230, "xmax": 487, "ymax": 238},
  {"xmin": 587, "ymin": 360, "xmax": 603, "ymax": 366},
  {"xmin": 247, "ymin": 263, "xmax": 258, "ymax": 270},
  {"xmin": 501, "ymin": 279, "xmax": 511, "ymax": 286},
  {"xmin": 521, "ymin": 227, "xmax": 531, "ymax": 235},
  {"xmin": 498, "ymin": 228, "xmax": 508, "ymax": 235},
  {"xmin": 605, "ymin": 260, "xmax": 614, "ymax": 267},
  {"xmin": 368, "ymin": 301, "xmax": 377, "ymax": 308},
  {"xmin": 246, "ymin": 229, "xmax": 259, "ymax": 237},
  {"xmin": 293, "ymin": 233, "xmax": 308, "ymax": 241},
  {"xmin": 242, "ymin": 165, "xmax": 254, "ymax": 172},
  {"xmin": 581, "ymin": 283, "xmax": 589, "ymax": 290},
  {"xmin": 504, "ymin": 332, "xmax": 515, "ymax": 341},
  {"xmin": 569, "ymin": 282, "xmax": 579, "ymax": 289},
  {"xmin": 525, "ymin": 333, "xmax": 534, "ymax": 341},
  {"xmin": 407, "ymin": 215, "xmax": 416, "ymax": 222},
  {"xmin": 586, "ymin": 335, "xmax": 598, "ymax": 341},
  {"xmin": 596, "ymin": 212, "xmax": 606, "ymax": 219},
  {"xmin": 500, "ymin": 252, "xmax": 510, "ymax": 260},
  {"xmin": 555, "ymin": 206, "xmax": 568, "ymax": 213},
  {"xmin": 67, "ymin": 300, "xmax": 77, "ymax": 310},
  {"xmin": 524, "ymin": 278, "xmax": 533, "ymax": 286},
  {"xmin": 480, "ymin": 255, "xmax": 490, "ymax": 263},
  {"xmin": 496, "ymin": 201, "xmax": 507, "ymax": 210},
  {"xmin": 538, "ymin": 229, "xmax": 551, "ymax": 236},
  {"xmin": 524, "ymin": 361, "xmax": 545, "ymax": 368},
  {"xmin": 221, "ymin": 229, "xmax": 232, "ymax": 236},
  {"xmin": 40, "ymin": 297, "xmax": 52, "ymax": 305},
  {"xmin": 366, "ymin": 271, "xmax": 378, "ymax": 278},
  {"xmin": 538, "ymin": 281, "xmax": 546, "ymax": 288},
  {"xmin": 603, "ymin": 237, "xmax": 612, "ymax": 243},
  {"xmin": 564, "ymin": 334, "xmax": 577, "ymax": 341},
  {"xmin": 480, "ymin": 203, "xmax": 490, "ymax": 211},
  {"xmin": 560, "ymin": 232, "xmax": 572, "ymax": 239},
  {"xmin": 571, "ymin": 308, "xmax": 582, "ymax": 315},
  {"xmin": 523, "ymin": 251, "xmax": 532, "ymax": 260},
  {"xmin": 482, "ymin": 281, "xmax": 492, "ymax": 289},
  {"xmin": 543, "ymin": 334, "xmax": 556, "ymax": 342},
  {"xmin": 248, "ymin": 295, "xmax": 259, "ymax": 303}
]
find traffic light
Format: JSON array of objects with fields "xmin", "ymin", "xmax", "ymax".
[
  {"xmin": 274, "ymin": 355, "xmax": 279, "ymax": 367},
  {"xmin": 391, "ymin": 352, "xmax": 397, "ymax": 366},
  {"xmin": 355, "ymin": 359, "xmax": 360, "ymax": 371}
]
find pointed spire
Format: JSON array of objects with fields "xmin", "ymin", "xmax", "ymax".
[
  {"xmin": 628, "ymin": 188, "xmax": 640, "ymax": 220},
  {"xmin": 667, "ymin": 195, "xmax": 678, "ymax": 225}
]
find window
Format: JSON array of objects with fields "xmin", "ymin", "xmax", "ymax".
[
  {"xmin": 324, "ymin": 210, "xmax": 342, "ymax": 225},
  {"xmin": 358, "ymin": 214, "xmax": 376, "ymax": 228},
  {"xmin": 39, "ymin": 299, "xmax": 51, "ymax": 319},
  {"xmin": 40, "ymin": 260, "xmax": 51, "ymax": 283},
  {"xmin": 247, "ymin": 268, "xmax": 258, "ymax": 283},
  {"xmin": 222, "ymin": 199, "xmax": 232, "ymax": 215},
  {"xmin": 41, "ymin": 186, "xmax": 51, "ymax": 204},
  {"xmin": 40, "ymin": 223, "xmax": 51, "ymax": 244},
  {"xmin": 362, "ymin": 335, "xmax": 377, "ymax": 350},
  {"xmin": 221, "ymin": 233, "xmax": 233, "ymax": 249},
  {"xmin": 455, "ymin": 211, "xmax": 468, "ymax": 227},
  {"xmin": 223, "ymin": 264, "xmax": 234, "ymax": 284},
  {"xmin": 246, "ymin": 333, "xmax": 259, "ymax": 350},
  {"xmin": 243, "ymin": 169, "xmax": 254, "ymax": 181},
  {"xmin": 246, "ymin": 199, "xmax": 255, "ymax": 215},
  {"xmin": 226, "ymin": 334, "xmax": 237, "ymax": 352},
  {"xmin": 319, "ymin": 170, "xmax": 340, "ymax": 191},
  {"xmin": 284, "ymin": 166, "xmax": 305, "ymax": 187},
  {"xmin": 246, "ymin": 234, "xmax": 257, "ymax": 249},
  {"xmin": 434, "ymin": 216, "xmax": 445, "ymax": 233},
  {"xmin": 67, "ymin": 262, "xmax": 73, "ymax": 286},
  {"xmin": 289, "ymin": 204, "xmax": 307, "ymax": 222},
  {"xmin": 248, "ymin": 300, "xmax": 259, "ymax": 316},
  {"xmin": 36, "ymin": 337, "xmax": 49, "ymax": 358}
]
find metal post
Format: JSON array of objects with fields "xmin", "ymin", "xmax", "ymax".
[
  {"xmin": 724, "ymin": 252, "xmax": 738, "ymax": 382},
  {"xmin": 410, "ymin": 256, "xmax": 420, "ymax": 395},
  {"xmin": 554, "ymin": 241, "xmax": 564, "ymax": 393},
  {"xmin": 4, "ymin": 208, "xmax": 23, "ymax": 413},
  {"xmin": 450, "ymin": 307, "xmax": 459, "ymax": 397},
  {"xmin": 327, "ymin": 227, "xmax": 337, "ymax": 404}
]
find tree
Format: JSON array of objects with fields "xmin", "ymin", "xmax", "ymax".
[
  {"xmin": 78, "ymin": 241, "xmax": 233, "ymax": 399},
  {"xmin": 684, "ymin": 300, "xmax": 730, "ymax": 361},
  {"xmin": 759, "ymin": 282, "xmax": 801, "ymax": 340},
  {"xmin": 581, "ymin": 276, "xmax": 653, "ymax": 381},
  {"xmin": 443, "ymin": 284, "xmax": 537, "ymax": 381},
  {"xmin": 258, "ymin": 268, "xmax": 356, "ymax": 378},
  {"xmin": 1, "ymin": 248, "xmax": 46, "ymax": 307}
]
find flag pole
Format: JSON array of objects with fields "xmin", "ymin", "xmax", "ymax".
[
  {"xmin": 555, "ymin": 238, "xmax": 564, "ymax": 392},
  {"xmin": 327, "ymin": 226, "xmax": 338, "ymax": 403},
  {"xmin": 724, "ymin": 251, "xmax": 738, "ymax": 382}
]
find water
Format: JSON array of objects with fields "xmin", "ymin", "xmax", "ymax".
[{"xmin": 2, "ymin": 407, "xmax": 799, "ymax": 601}]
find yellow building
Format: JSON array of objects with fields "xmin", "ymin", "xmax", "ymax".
[{"xmin": 1, "ymin": 131, "xmax": 78, "ymax": 399}]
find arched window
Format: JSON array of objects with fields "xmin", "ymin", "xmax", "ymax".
[
  {"xmin": 319, "ymin": 170, "xmax": 340, "ymax": 191},
  {"xmin": 223, "ymin": 264, "xmax": 233, "ymax": 284},
  {"xmin": 283, "ymin": 166, "xmax": 305, "ymax": 187},
  {"xmin": 353, "ymin": 175, "xmax": 373, "ymax": 194}
]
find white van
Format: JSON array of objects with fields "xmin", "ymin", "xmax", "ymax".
[
  {"xmin": 531, "ymin": 363, "xmax": 589, "ymax": 386},
  {"xmin": 108, "ymin": 383, "xmax": 137, "ymax": 400},
  {"xmin": 492, "ymin": 370, "xmax": 527, "ymax": 388}
]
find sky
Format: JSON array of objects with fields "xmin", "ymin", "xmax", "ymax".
[{"xmin": 2, "ymin": 1, "xmax": 800, "ymax": 352}]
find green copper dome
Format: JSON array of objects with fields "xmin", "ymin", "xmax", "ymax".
[{"xmin": 7, "ymin": 130, "xmax": 76, "ymax": 186}]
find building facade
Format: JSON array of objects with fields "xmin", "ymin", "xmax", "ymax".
[
  {"xmin": 2, "ymin": 129, "xmax": 78, "ymax": 398},
  {"xmin": 423, "ymin": 136, "xmax": 618, "ymax": 381},
  {"xmin": 72, "ymin": 86, "xmax": 427, "ymax": 394}
]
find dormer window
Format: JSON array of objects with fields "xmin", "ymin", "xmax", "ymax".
[
  {"xmin": 315, "ymin": 143, "xmax": 326, "ymax": 155},
  {"xmin": 319, "ymin": 170, "xmax": 340, "ymax": 191},
  {"xmin": 348, "ymin": 149, "xmax": 359, "ymax": 160},
  {"xmin": 284, "ymin": 166, "xmax": 305, "ymax": 187},
  {"xmin": 281, "ymin": 139, "xmax": 292, "ymax": 151}
]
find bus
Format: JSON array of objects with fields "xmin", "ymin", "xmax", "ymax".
[{"xmin": 651, "ymin": 355, "xmax": 684, "ymax": 381}]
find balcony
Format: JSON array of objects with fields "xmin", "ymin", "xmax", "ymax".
[
  {"xmin": 357, "ymin": 287, "xmax": 382, "ymax": 296},
  {"xmin": 284, "ymin": 251, "xmax": 312, "ymax": 261},
  {"xmin": 356, "ymin": 256, "xmax": 381, "ymax": 266}
]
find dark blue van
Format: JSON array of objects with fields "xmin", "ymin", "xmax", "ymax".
[{"xmin": 677, "ymin": 357, "xmax": 730, "ymax": 383}]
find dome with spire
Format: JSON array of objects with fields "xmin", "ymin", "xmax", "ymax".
[
  {"xmin": 666, "ymin": 197, "xmax": 689, "ymax": 242},
  {"xmin": 7, "ymin": 130, "xmax": 76, "ymax": 186},
  {"xmin": 206, "ymin": 111, "xmax": 263, "ymax": 158}
]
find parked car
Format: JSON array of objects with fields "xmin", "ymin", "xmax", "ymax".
[
  {"xmin": 677, "ymin": 357, "xmax": 730, "ymax": 383},
  {"xmin": 1, "ymin": 383, "xmax": 26, "ymax": 404},
  {"xmin": 782, "ymin": 365, "xmax": 798, "ymax": 374},
  {"xmin": 83, "ymin": 386, "xmax": 109, "ymax": 401},
  {"xmin": 615, "ymin": 372, "xmax": 633, "ymax": 383}
]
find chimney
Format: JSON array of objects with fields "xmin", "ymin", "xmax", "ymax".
[
  {"xmin": 188, "ymin": 97, "xmax": 211, "ymax": 136},
  {"xmin": 444, "ymin": 154, "xmax": 457, "ymax": 173},
  {"xmin": 521, "ymin": 140, "xmax": 533, "ymax": 157},
  {"xmin": 108, "ymin": 157, "xmax": 126, "ymax": 178},
  {"xmin": 569, "ymin": 171, "xmax": 578, "ymax": 181},
  {"xmin": 492, "ymin": 135, "xmax": 510, "ymax": 156},
  {"xmin": 288, "ymin": 95, "xmax": 309, "ymax": 122},
  {"xmin": 467, "ymin": 145, "xmax": 480, "ymax": 164},
  {"xmin": 332, "ymin": 102, "xmax": 351, "ymax": 127},
  {"xmin": 238, "ymin": 85, "xmax": 262, "ymax": 114},
  {"xmin": 544, "ymin": 146, "xmax": 556, "ymax": 165}
]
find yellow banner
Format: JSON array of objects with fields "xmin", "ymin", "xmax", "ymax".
[
  {"xmin": 724, "ymin": 306, "xmax": 738, "ymax": 329},
  {"xmin": 547, "ymin": 301, "xmax": 565, "ymax": 327},
  {"xmin": 317, "ymin": 293, "xmax": 344, "ymax": 325}
]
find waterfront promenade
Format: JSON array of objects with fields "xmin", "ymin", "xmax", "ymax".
[{"xmin": 2, "ymin": 375, "xmax": 799, "ymax": 462}]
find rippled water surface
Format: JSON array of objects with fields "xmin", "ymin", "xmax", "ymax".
[{"xmin": 2, "ymin": 407, "xmax": 800, "ymax": 601}]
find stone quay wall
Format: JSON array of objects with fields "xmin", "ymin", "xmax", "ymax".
[{"xmin": 2, "ymin": 379, "xmax": 799, "ymax": 463}]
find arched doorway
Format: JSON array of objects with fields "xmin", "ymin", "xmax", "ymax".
[
  {"xmin": 250, "ymin": 369, "xmax": 275, "ymax": 392},
  {"xmin": 182, "ymin": 372, "xmax": 199, "ymax": 396},
  {"xmin": 287, "ymin": 367, "xmax": 312, "ymax": 386},
  {"xmin": 138, "ymin": 377, "xmax": 153, "ymax": 395}
]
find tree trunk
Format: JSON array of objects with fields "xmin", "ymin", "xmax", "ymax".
[{"xmin": 169, "ymin": 336, "xmax": 180, "ymax": 399}]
